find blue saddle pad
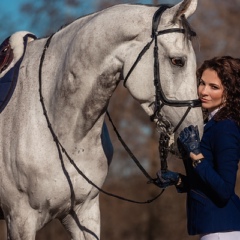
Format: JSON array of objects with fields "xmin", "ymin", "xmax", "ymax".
[
  {"xmin": 0, "ymin": 32, "xmax": 36, "ymax": 113},
  {"xmin": 0, "ymin": 65, "xmax": 19, "ymax": 113}
]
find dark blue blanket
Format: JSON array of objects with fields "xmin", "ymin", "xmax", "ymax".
[
  {"xmin": 0, "ymin": 63, "xmax": 19, "ymax": 113},
  {"xmin": 0, "ymin": 32, "xmax": 36, "ymax": 113}
]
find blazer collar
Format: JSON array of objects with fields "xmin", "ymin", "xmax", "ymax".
[{"xmin": 204, "ymin": 118, "xmax": 216, "ymax": 132}]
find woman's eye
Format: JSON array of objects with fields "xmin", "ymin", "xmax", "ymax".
[
  {"xmin": 199, "ymin": 80, "xmax": 204, "ymax": 85},
  {"xmin": 170, "ymin": 57, "xmax": 185, "ymax": 67}
]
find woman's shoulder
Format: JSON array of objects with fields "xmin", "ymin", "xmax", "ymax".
[
  {"xmin": 210, "ymin": 119, "xmax": 240, "ymax": 153},
  {"xmin": 214, "ymin": 119, "xmax": 240, "ymax": 136},
  {"xmin": 215, "ymin": 118, "xmax": 239, "ymax": 127}
]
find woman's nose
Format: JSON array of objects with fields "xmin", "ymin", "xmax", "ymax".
[{"xmin": 199, "ymin": 86, "xmax": 208, "ymax": 96}]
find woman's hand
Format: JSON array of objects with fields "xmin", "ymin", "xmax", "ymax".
[
  {"xmin": 190, "ymin": 152, "xmax": 205, "ymax": 168},
  {"xmin": 190, "ymin": 152, "xmax": 204, "ymax": 160},
  {"xmin": 177, "ymin": 125, "xmax": 201, "ymax": 156}
]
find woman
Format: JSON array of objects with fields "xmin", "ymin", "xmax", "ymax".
[{"xmin": 157, "ymin": 56, "xmax": 240, "ymax": 239}]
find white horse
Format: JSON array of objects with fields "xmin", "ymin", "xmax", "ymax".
[{"xmin": 0, "ymin": 0, "xmax": 202, "ymax": 239}]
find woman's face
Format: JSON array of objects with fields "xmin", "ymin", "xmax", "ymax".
[{"xmin": 198, "ymin": 69, "xmax": 225, "ymax": 112}]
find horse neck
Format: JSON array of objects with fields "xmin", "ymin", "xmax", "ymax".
[{"xmin": 45, "ymin": 5, "xmax": 156, "ymax": 142}]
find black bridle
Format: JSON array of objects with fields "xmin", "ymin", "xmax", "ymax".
[
  {"xmin": 123, "ymin": 5, "xmax": 201, "ymax": 136},
  {"xmin": 38, "ymin": 5, "xmax": 201, "ymax": 204},
  {"xmin": 39, "ymin": 34, "xmax": 165, "ymax": 204},
  {"xmin": 122, "ymin": 5, "xmax": 201, "ymax": 173}
]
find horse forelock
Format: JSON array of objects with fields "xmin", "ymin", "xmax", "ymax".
[{"xmin": 180, "ymin": 15, "xmax": 197, "ymax": 43}]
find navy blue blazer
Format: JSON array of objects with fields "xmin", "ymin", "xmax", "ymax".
[{"xmin": 178, "ymin": 118, "xmax": 240, "ymax": 235}]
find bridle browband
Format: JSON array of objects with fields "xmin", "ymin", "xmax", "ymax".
[{"xmin": 123, "ymin": 5, "xmax": 201, "ymax": 135}]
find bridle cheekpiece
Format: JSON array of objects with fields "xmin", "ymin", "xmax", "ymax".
[{"xmin": 123, "ymin": 5, "xmax": 201, "ymax": 137}]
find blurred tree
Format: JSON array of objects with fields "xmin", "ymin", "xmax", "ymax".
[
  {"xmin": 190, "ymin": 0, "xmax": 240, "ymax": 66},
  {"xmin": 0, "ymin": 12, "xmax": 23, "ymax": 39},
  {"xmin": 97, "ymin": 0, "xmax": 135, "ymax": 9},
  {"xmin": 0, "ymin": 1, "xmax": 92, "ymax": 40}
]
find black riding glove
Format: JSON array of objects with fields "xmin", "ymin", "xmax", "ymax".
[
  {"xmin": 177, "ymin": 125, "xmax": 201, "ymax": 156},
  {"xmin": 155, "ymin": 169, "xmax": 180, "ymax": 189}
]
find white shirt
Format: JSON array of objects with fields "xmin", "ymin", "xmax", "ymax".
[{"xmin": 208, "ymin": 108, "xmax": 220, "ymax": 121}]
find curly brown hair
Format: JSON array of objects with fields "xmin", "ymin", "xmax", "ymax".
[{"xmin": 197, "ymin": 56, "xmax": 240, "ymax": 126}]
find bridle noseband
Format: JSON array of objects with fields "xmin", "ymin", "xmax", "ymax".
[{"xmin": 123, "ymin": 5, "xmax": 201, "ymax": 136}]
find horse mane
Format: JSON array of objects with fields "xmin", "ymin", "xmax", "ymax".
[
  {"xmin": 180, "ymin": 14, "xmax": 197, "ymax": 41},
  {"xmin": 41, "ymin": 3, "xmax": 197, "ymax": 45},
  {"xmin": 57, "ymin": 11, "xmax": 97, "ymax": 33},
  {"xmin": 57, "ymin": 3, "xmax": 169, "ymax": 33}
]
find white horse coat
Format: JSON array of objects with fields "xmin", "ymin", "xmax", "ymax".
[{"xmin": 0, "ymin": 1, "xmax": 202, "ymax": 239}]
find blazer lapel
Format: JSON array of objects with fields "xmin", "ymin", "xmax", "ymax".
[{"xmin": 204, "ymin": 118, "xmax": 215, "ymax": 132}]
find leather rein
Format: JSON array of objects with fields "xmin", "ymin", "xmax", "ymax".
[
  {"xmin": 123, "ymin": 5, "xmax": 200, "ymax": 132},
  {"xmin": 122, "ymin": 5, "xmax": 201, "ymax": 172},
  {"xmin": 38, "ymin": 5, "xmax": 200, "ymax": 204},
  {"xmin": 38, "ymin": 36, "xmax": 164, "ymax": 203}
]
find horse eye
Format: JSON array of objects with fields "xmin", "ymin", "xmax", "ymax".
[{"xmin": 170, "ymin": 57, "xmax": 185, "ymax": 67}]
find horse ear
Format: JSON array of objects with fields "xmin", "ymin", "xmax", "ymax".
[{"xmin": 163, "ymin": 0, "xmax": 198, "ymax": 24}]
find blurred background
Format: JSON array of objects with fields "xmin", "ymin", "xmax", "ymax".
[{"xmin": 0, "ymin": 0, "xmax": 240, "ymax": 239}]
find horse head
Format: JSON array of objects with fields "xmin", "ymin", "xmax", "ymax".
[{"xmin": 123, "ymin": 0, "xmax": 203, "ymax": 148}]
